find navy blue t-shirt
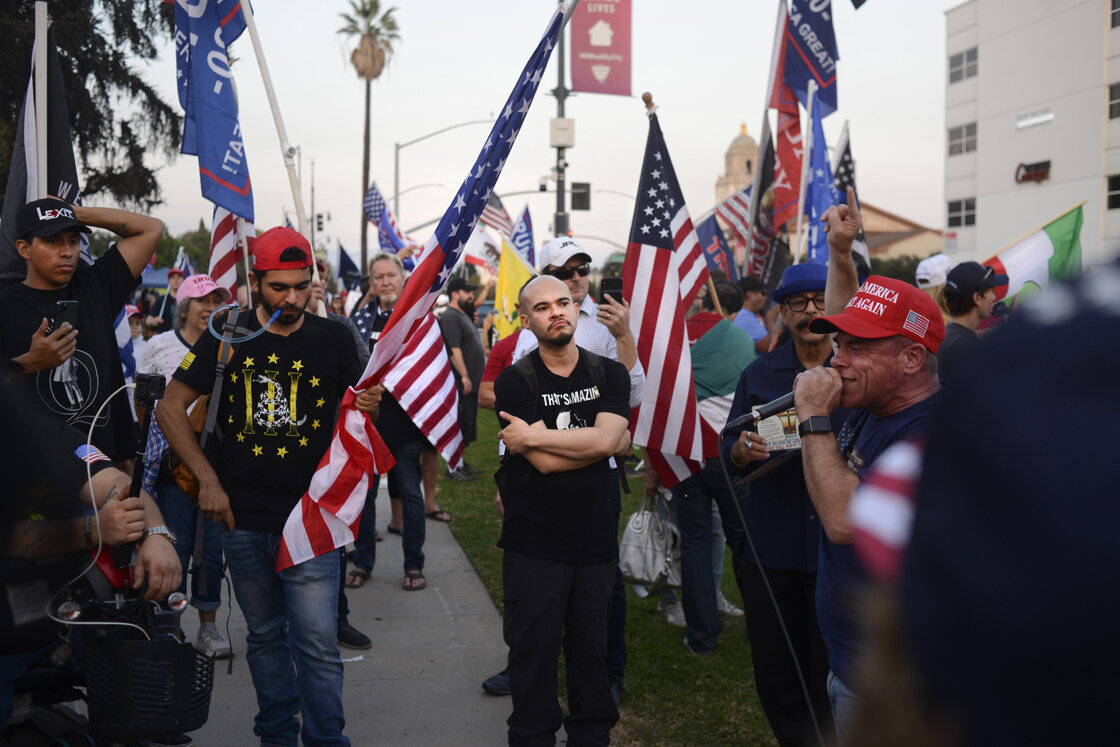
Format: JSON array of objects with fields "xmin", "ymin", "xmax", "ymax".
[{"xmin": 816, "ymin": 392, "xmax": 941, "ymax": 685}]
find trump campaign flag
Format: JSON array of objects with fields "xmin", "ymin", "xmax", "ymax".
[
  {"xmin": 784, "ymin": 0, "xmax": 840, "ymax": 117},
  {"xmin": 277, "ymin": 2, "xmax": 571, "ymax": 570},
  {"xmin": 769, "ymin": 1, "xmax": 803, "ymax": 229},
  {"xmin": 174, "ymin": 0, "xmax": 254, "ymax": 222},
  {"xmin": 510, "ymin": 204, "xmax": 535, "ymax": 267},
  {"xmin": 622, "ymin": 111, "xmax": 709, "ymax": 488},
  {"xmin": 805, "ymin": 102, "xmax": 837, "ymax": 264},
  {"xmin": 695, "ymin": 215, "xmax": 739, "ymax": 283}
]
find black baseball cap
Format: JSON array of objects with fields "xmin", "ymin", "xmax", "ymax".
[
  {"xmin": 944, "ymin": 261, "xmax": 1008, "ymax": 299},
  {"xmin": 18, "ymin": 198, "xmax": 91, "ymax": 239},
  {"xmin": 447, "ymin": 277, "xmax": 477, "ymax": 293}
]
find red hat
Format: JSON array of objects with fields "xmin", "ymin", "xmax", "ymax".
[
  {"xmin": 252, "ymin": 227, "xmax": 313, "ymax": 271},
  {"xmin": 168, "ymin": 266, "xmax": 185, "ymax": 277},
  {"xmin": 809, "ymin": 275, "xmax": 946, "ymax": 353}
]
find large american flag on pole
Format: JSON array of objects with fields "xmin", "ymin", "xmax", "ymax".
[
  {"xmin": 622, "ymin": 111, "xmax": 710, "ymax": 488},
  {"xmin": 277, "ymin": 1, "xmax": 570, "ymax": 571},
  {"xmin": 208, "ymin": 206, "xmax": 250, "ymax": 294},
  {"xmin": 715, "ymin": 184, "xmax": 752, "ymax": 248}
]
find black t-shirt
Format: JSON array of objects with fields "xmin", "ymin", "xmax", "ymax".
[
  {"xmin": 937, "ymin": 322, "xmax": 978, "ymax": 386},
  {"xmin": 493, "ymin": 348, "xmax": 630, "ymax": 564},
  {"xmin": 173, "ymin": 311, "xmax": 361, "ymax": 534},
  {"xmin": 151, "ymin": 292, "xmax": 177, "ymax": 329},
  {"xmin": 0, "ymin": 246, "xmax": 139, "ymax": 461}
]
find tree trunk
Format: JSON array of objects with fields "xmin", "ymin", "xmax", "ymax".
[{"xmin": 360, "ymin": 77, "xmax": 371, "ymax": 271}]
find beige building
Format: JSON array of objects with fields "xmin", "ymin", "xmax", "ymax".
[{"xmin": 715, "ymin": 124, "xmax": 758, "ymax": 203}]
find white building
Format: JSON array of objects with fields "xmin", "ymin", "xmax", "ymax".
[{"xmin": 944, "ymin": 0, "xmax": 1120, "ymax": 266}]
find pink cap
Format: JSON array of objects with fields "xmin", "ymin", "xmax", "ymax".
[{"xmin": 177, "ymin": 274, "xmax": 233, "ymax": 304}]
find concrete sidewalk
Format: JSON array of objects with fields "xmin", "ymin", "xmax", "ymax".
[{"xmin": 181, "ymin": 481, "xmax": 513, "ymax": 746}]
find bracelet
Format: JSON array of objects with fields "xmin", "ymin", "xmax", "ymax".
[
  {"xmin": 83, "ymin": 515, "xmax": 93, "ymax": 548},
  {"xmin": 729, "ymin": 444, "xmax": 749, "ymax": 467}
]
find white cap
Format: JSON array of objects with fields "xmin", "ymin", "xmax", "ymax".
[
  {"xmin": 915, "ymin": 253, "xmax": 952, "ymax": 289},
  {"xmin": 538, "ymin": 236, "xmax": 591, "ymax": 272}
]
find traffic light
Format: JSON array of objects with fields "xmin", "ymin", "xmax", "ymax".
[
  {"xmin": 316, "ymin": 214, "xmax": 324, "ymax": 232},
  {"xmin": 571, "ymin": 182, "xmax": 590, "ymax": 211}
]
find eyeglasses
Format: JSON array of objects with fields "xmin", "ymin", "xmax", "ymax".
[
  {"xmin": 784, "ymin": 295, "xmax": 826, "ymax": 312},
  {"xmin": 546, "ymin": 263, "xmax": 591, "ymax": 281}
]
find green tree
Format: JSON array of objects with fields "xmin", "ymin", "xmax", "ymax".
[
  {"xmin": 870, "ymin": 254, "xmax": 923, "ymax": 284},
  {"xmin": 0, "ymin": 1, "xmax": 180, "ymax": 211},
  {"xmin": 337, "ymin": 0, "xmax": 400, "ymax": 270}
]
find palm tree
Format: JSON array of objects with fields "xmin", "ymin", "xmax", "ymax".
[{"xmin": 338, "ymin": 0, "xmax": 400, "ymax": 269}]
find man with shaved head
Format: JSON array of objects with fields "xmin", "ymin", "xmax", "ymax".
[{"xmin": 494, "ymin": 274, "xmax": 632, "ymax": 747}]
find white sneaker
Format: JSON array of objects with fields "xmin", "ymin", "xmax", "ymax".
[
  {"xmin": 658, "ymin": 600, "xmax": 687, "ymax": 627},
  {"xmin": 716, "ymin": 590, "xmax": 744, "ymax": 617},
  {"xmin": 195, "ymin": 622, "xmax": 232, "ymax": 659}
]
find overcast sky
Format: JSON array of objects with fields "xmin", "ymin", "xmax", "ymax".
[{"xmin": 136, "ymin": 0, "xmax": 961, "ymax": 268}]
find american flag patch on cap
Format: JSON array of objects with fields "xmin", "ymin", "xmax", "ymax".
[
  {"xmin": 903, "ymin": 309, "xmax": 929, "ymax": 338},
  {"xmin": 74, "ymin": 444, "xmax": 110, "ymax": 464}
]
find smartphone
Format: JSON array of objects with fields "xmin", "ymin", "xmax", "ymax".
[
  {"xmin": 600, "ymin": 277, "xmax": 623, "ymax": 306},
  {"xmin": 49, "ymin": 299, "xmax": 79, "ymax": 334}
]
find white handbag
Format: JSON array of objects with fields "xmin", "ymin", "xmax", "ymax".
[{"xmin": 618, "ymin": 491, "xmax": 682, "ymax": 593}]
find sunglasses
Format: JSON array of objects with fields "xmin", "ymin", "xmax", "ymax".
[
  {"xmin": 546, "ymin": 263, "xmax": 591, "ymax": 281},
  {"xmin": 784, "ymin": 295, "xmax": 826, "ymax": 312}
]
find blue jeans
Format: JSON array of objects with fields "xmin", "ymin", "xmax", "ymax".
[
  {"xmin": 827, "ymin": 670, "xmax": 858, "ymax": 745},
  {"xmin": 671, "ymin": 458, "xmax": 749, "ymax": 653},
  {"xmin": 154, "ymin": 478, "xmax": 224, "ymax": 610},
  {"xmin": 350, "ymin": 474, "xmax": 380, "ymax": 573},
  {"xmin": 223, "ymin": 529, "xmax": 349, "ymax": 747},
  {"xmin": 386, "ymin": 439, "xmax": 425, "ymax": 573}
]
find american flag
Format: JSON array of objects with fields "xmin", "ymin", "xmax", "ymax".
[
  {"xmin": 510, "ymin": 203, "xmax": 535, "ymax": 266},
  {"xmin": 832, "ymin": 121, "xmax": 871, "ymax": 267},
  {"xmin": 364, "ymin": 181, "xmax": 420, "ymax": 268},
  {"xmin": 903, "ymin": 309, "xmax": 930, "ymax": 339},
  {"xmin": 480, "ymin": 192, "xmax": 514, "ymax": 240},
  {"xmin": 714, "ymin": 184, "xmax": 752, "ymax": 248},
  {"xmin": 208, "ymin": 206, "xmax": 249, "ymax": 294},
  {"xmin": 621, "ymin": 112, "xmax": 709, "ymax": 488},
  {"xmin": 277, "ymin": 2, "xmax": 568, "ymax": 571},
  {"xmin": 383, "ymin": 313, "xmax": 465, "ymax": 470}
]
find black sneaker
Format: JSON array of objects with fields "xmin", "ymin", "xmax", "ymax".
[
  {"xmin": 338, "ymin": 616, "xmax": 372, "ymax": 650},
  {"xmin": 482, "ymin": 669, "xmax": 511, "ymax": 696}
]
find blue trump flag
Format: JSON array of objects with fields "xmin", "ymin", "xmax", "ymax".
[
  {"xmin": 175, "ymin": 0, "xmax": 254, "ymax": 222},
  {"xmin": 784, "ymin": 0, "xmax": 840, "ymax": 117},
  {"xmin": 338, "ymin": 241, "xmax": 361, "ymax": 290},
  {"xmin": 806, "ymin": 102, "xmax": 838, "ymax": 264},
  {"xmin": 510, "ymin": 204, "xmax": 535, "ymax": 266},
  {"xmin": 695, "ymin": 215, "xmax": 739, "ymax": 283}
]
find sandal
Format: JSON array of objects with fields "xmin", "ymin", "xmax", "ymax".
[
  {"xmin": 386, "ymin": 524, "xmax": 403, "ymax": 536},
  {"xmin": 403, "ymin": 570, "xmax": 426, "ymax": 591},
  {"xmin": 346, "ymin": 568, "xmax": 370, "ymax": 588},
  {"xmin": 426, "ymin": 509, "xmax": 452, "ymax": 523}
]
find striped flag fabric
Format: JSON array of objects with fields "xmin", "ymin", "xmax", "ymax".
[
  {"xmin": 622, "ymin": 112, "xmax": 709, "ymax": 488},
  {"xmin": 277, "ymin": 1, "xmax": 569, "ymax": 571},
  {"xmin": 480, "ymin": 193, "xmax": 515, "ymax": 239},
  {"xmin": 364, "ymin": 180, "xmax": 420, "ymax": 269},
  {"xmin": 984, "ymin": 204, "xmax": 1083, "ymax": 306},
  {"xmin": 510, "ymin": 203, "xmax": 535, "ymax": 266},
  {"xmin": 715, "ymin": 184, "xmax": 752, "ymax": 249},
  {"xmin": 208, "ymin": 206, "xmax": 249, "ymax": 294},
  {"xmin": 382, "ymin": 313, "xmax": 465, "ymax": 469},
  {"xmin": 850, "ymin": 439, "xmax": 923, "ymax": 583}
]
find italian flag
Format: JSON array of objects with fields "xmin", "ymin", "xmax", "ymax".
[{"xmin": 984, "ymin": 204, "xmax": 1083, "ymax": 305}]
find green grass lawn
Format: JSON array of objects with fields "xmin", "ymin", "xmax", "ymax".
[{"xmin": 436, "ymin": 413, "xmax": 778, "ymax": 746}]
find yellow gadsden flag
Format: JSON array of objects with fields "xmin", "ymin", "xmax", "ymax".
[{"xmin": 494, "ymin": 239, "xmax": 536, "ymax": 340}]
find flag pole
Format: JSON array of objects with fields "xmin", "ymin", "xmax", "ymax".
[
  {"xmin": 237, "ymin": 218, "xmax": 253, "ymax": 303},
  {"xmin": 832, "ymin": 119, "xmax": 850, "ymax": 174},
  {"xmin": 793, "ymin": 80, "xmax": 817, "ymax": 265},
  {"xmin": 237, "ymin": 0, "xmax": 326, "ymax": 315},
  {"xmin": 987, "ymin": 200, "xmax": 1088, "ymax": 258},
  {"xmin": 33, "ymin": 1, "xmax": 48, "ymax": 198}
]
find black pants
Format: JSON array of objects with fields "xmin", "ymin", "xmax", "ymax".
[
  {"xmin": 503, "ymin": 551, "xmax": 618, "ymax": 747},
  {"xmin": 738, "ymin": 562, "xmax": 834, "ymax": 747}
]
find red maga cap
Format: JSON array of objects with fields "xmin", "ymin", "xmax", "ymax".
[
  {"xmin": 252, "ymin": 227, "xmax": 313, "ymax": 271},
  {"xmin": 809, "ymin": 275, "xmax": 946, "ymax": 353}
]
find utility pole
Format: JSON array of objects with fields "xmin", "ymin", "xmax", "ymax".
[
  {"xmin": 309, "ymin": 159, "xmax": 316, "ymax": 248},
  {"xmin": 552, "ymin": 7, "xmax": 569, "ymax": 238}
]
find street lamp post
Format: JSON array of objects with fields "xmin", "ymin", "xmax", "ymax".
[{"xmin": 393, "ymin": 118, "xmax": 491, "ymax": 217}]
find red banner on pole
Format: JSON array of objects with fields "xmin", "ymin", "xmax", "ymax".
[{"xmin": 570, "ymin": 0, "xmax": 631, "ymax": 96}]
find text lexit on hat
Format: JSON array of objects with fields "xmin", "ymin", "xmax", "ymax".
[
  {"xmin": 252, "ymin": 227, "xmax": 313, "ymax": 271},
  {"xmin": 19, "ymin": 198, "xmax": 91, "ymax": 239},
  {"xmin": 771, "ymin": 263, "xmax": 828, "ymax": 304},
  {"xmin": 539, "ymin": 236, "xmax": 591, "ymax": 271},
  {"xmin": 809, "ymin": 275, "xmax": 946, "ymax": 353}
]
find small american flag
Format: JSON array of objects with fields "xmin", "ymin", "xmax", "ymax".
[
  {"xmin": 209, "ymin": 206, "xmax": 249, "ymax": 294},
  {"xmin": 277, "ymin": 2, "xmax": 568, "ymax": 571},
  {"xmin": 74, "ymin": 444, "xmax": 110, "ymax": 465},
  {"xmin": 480, "ymin": 192, "xmax": 514, "ymax": 240},
  {"xmin": 364, "ymin": 181, "xmax": 420, "ymax": 268},
  {"xmin": 903, "ymin": 310, "xmax": 929, "ymax": 339},
  {"xmin": 622, "ymin": 112, "xmax": 709, "ymax": 488},
  {"xmin": 714, "ymin": 184, "xmax": 752, "ymax": 248}
]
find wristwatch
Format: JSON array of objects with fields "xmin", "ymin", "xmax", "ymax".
[
  {"xmin": 798, "ymin": 416, "xmax": 832, "ymax": 437},
  {"xmin": 143, "ymin": 525, "xmax": 178, "ymax": 546}
]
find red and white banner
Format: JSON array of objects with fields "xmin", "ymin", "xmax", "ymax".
[{"xmin": 570, "ymin": 0, "xmax": 631, "ymax": 96}]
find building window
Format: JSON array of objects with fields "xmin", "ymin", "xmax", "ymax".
[
  {"xmin": 1111, "ymin": 84, "xmax": 1120, "ymax": 119},
  {"xmin": 1113, "ymin": 0, "xmax": 1120, "ymax": 28},
  {"xmin": 745, "ymin": 159, "xmax": 752, "ymax": 175},
  {"xmin": 949, "ymin": 47, "xmax": 978, "ymax": 83},
  {"xmin": 947, "ymin": 198, "xmax": 976, "ymax": 227},
  {"xmin": 1109, "ymin": 175, "xmax": 1120, "ymax": 210},
  {"xmin": 948, "ymin": 123, "xmax": 977, "ymax": 155}
]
